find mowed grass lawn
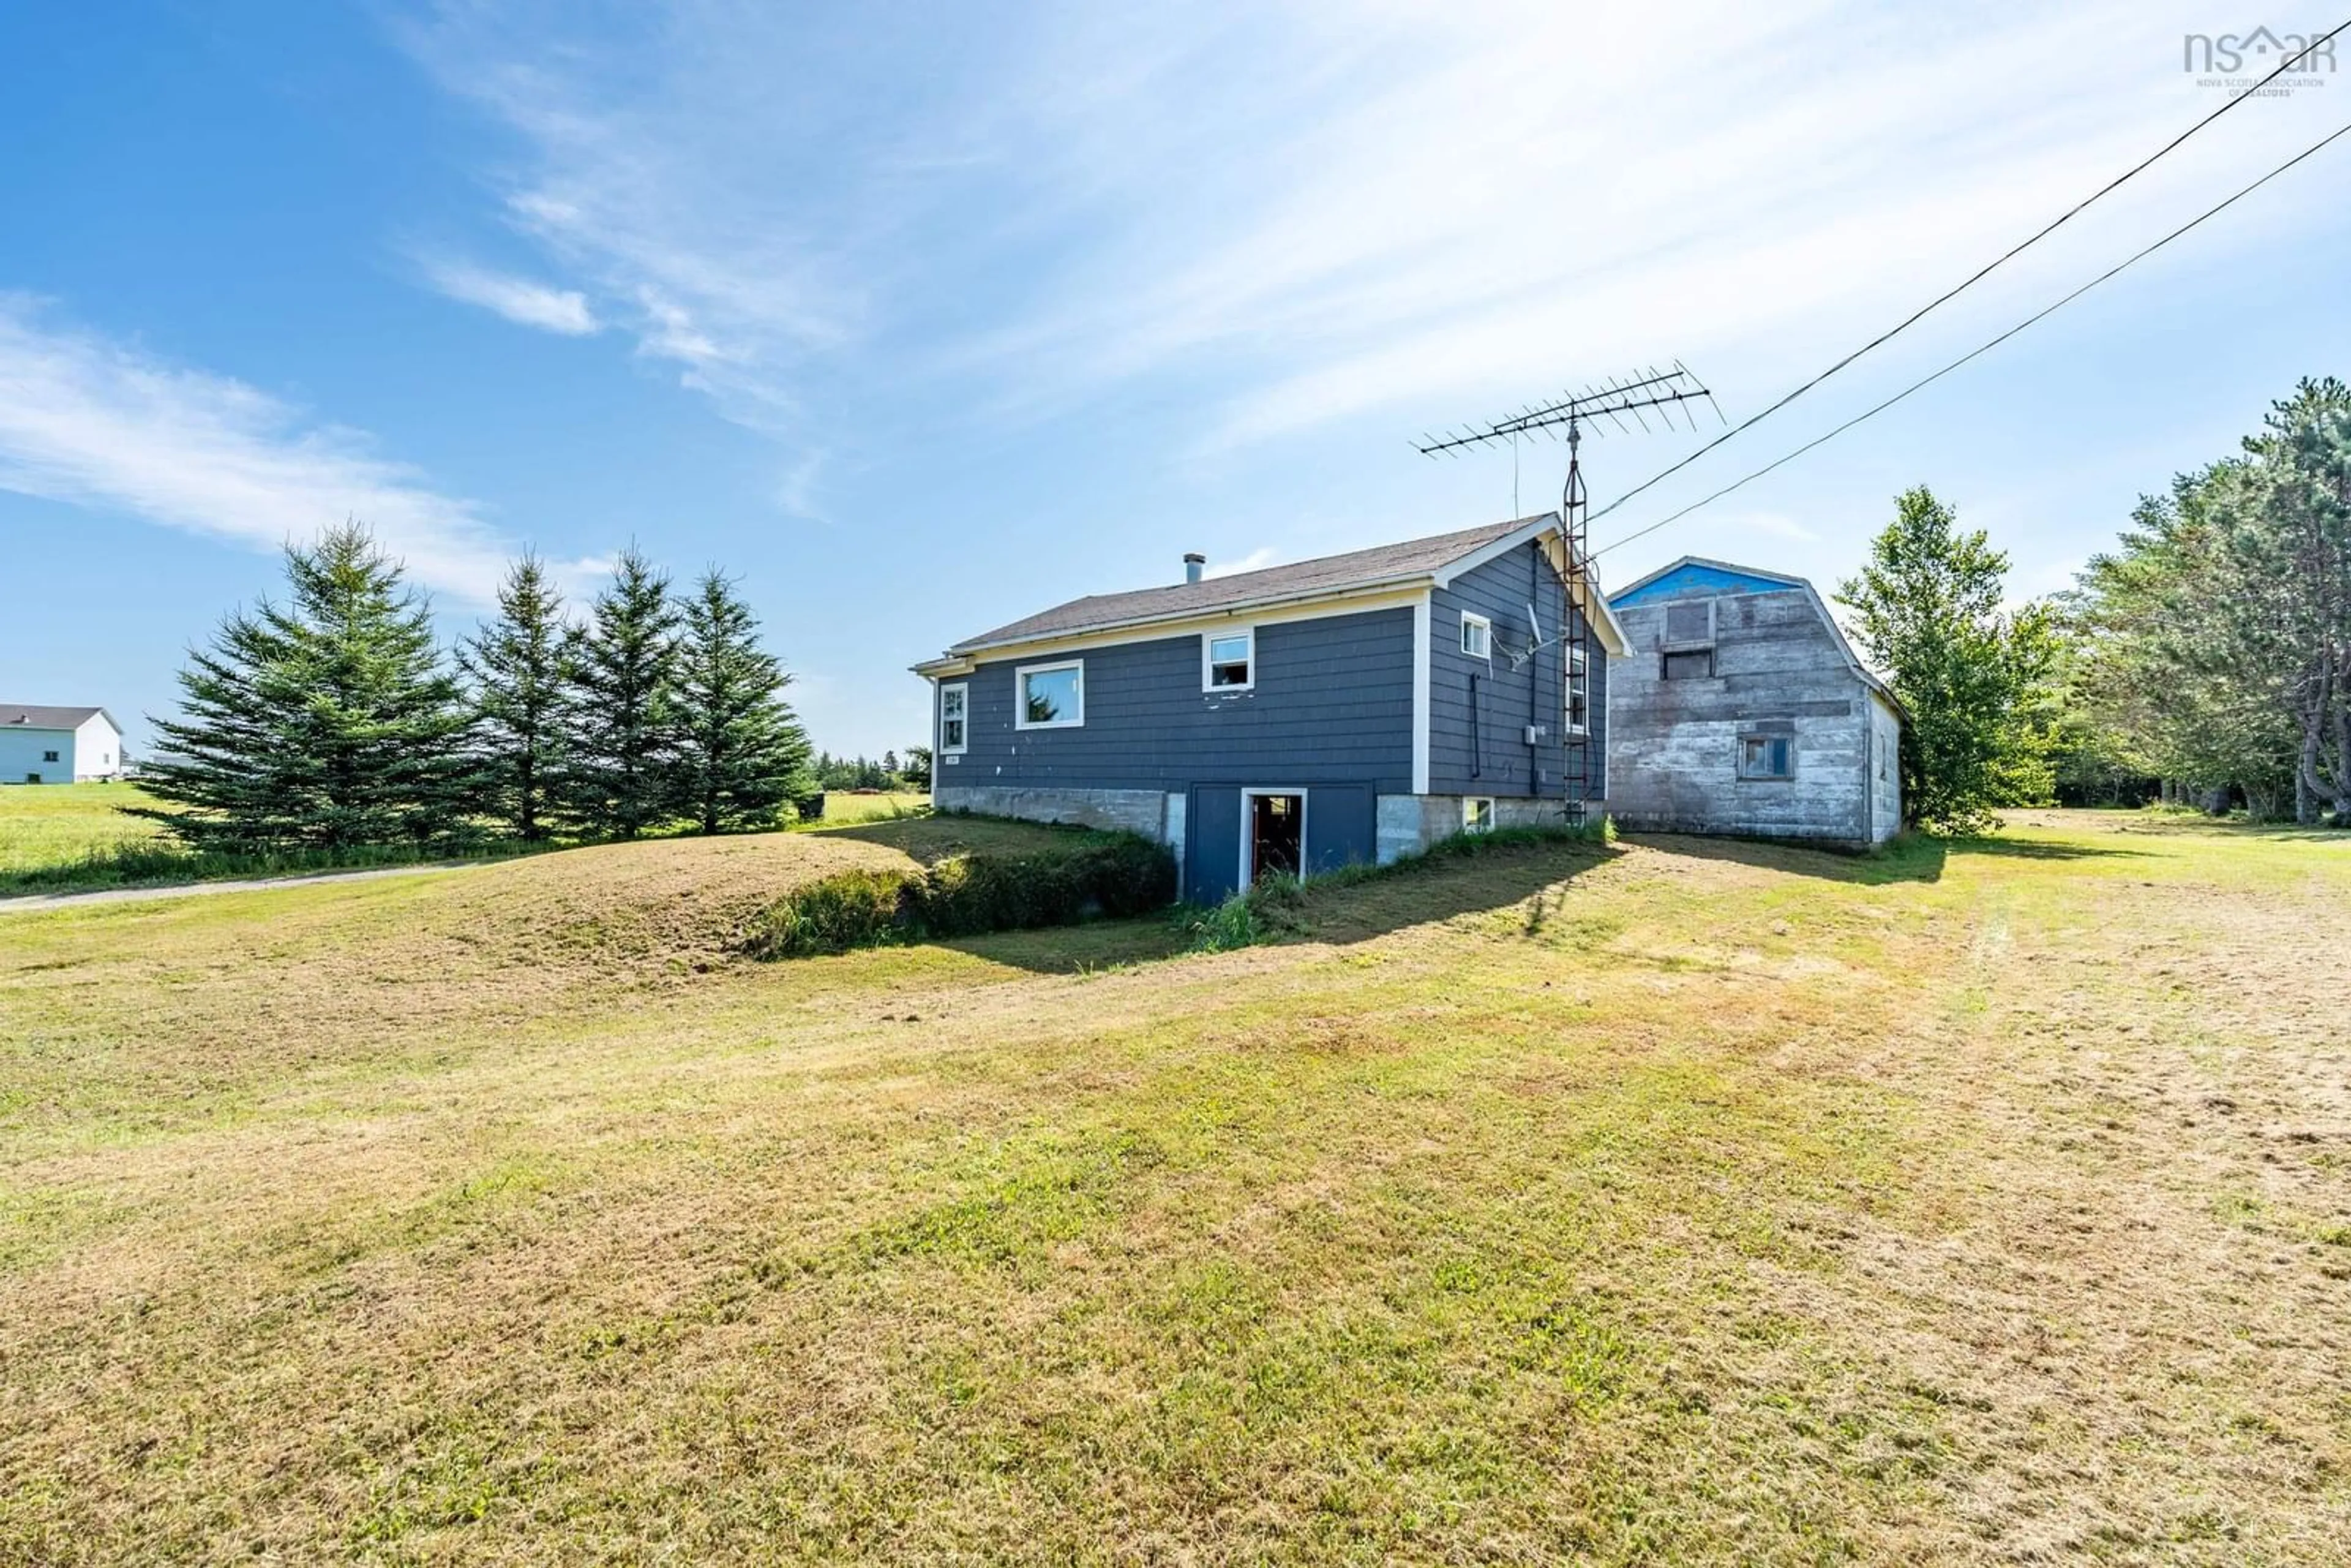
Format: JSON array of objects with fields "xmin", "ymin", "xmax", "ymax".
[
  {"xmin": 0, "ymin": 782, "xmax": 167, "ymax": 876},
  {"xmin": 2, "ymin": 814, "xmax": 2347, "ymax": 1562}
]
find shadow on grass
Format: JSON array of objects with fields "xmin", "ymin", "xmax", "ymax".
[
  {"xmin": 910, "ymin": 835, "xmax": 1625, "ymax": 975},
  {"xmin": 1620, "ymin": 831, "xmax": 1953, "ymax": 885}
]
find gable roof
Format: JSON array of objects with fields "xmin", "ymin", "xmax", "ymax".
[
  {"xmin": 1605, "ymin": 556, "xmax": 1905, "ymax": 721},
  {"xmin": 1608, "ymin": 555, "xmax": 1807, "ymax": 606},
  {"xmin": 926, "ymin": 512, "xmax": 1631, "ymax": 670},
  {"xmin": 1, "ymin": 704, "xmax": 118, "ymax": 733}
]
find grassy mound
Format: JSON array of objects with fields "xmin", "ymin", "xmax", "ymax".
[{"xmin": 741, "ymin": 830, "xmax": 1177, "ymax": 958}]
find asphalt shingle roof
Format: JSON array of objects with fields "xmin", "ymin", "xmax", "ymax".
[
  {"xmin": 0, "ymin": 705, "xmax": 111, "ymax": 732},
  {"xmin": 949, "ymin": 515, "xmax": 1542, "ymax": 653}
]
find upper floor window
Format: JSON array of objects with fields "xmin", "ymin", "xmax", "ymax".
[
  {"xmin": 42, "ymin": 749, "xmax": 60, "ymax": 762},
  {"xmin": 939, "ymin": 683, "xmax": 968, "ymax": 755},
  {"xmin": 1738, "ymin": 733, "xmax": 1794, "ymax": 781},
  {"xmin": 1662, "ymin": 648, "xmax": 1714, "ymax": 681},
  {"xmin": 1460, "ymin": 612, "xmax": 1492, "ymax": 660},
  {"xmin": 1204, "ymin": 629, "xmax": 1254, "ymax": 691},
  {"xmin": 1015, "ymin": 660, "xmax": 1084, "ymax": 729},
  {"xmin": 1564, "ymin": 647, "xmax": 1589, "ymax": 735}
]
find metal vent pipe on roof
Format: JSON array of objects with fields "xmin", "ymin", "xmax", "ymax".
[{"xmin": 1183, "ymin": 552, "xmax": 1205, "ymax": 585}]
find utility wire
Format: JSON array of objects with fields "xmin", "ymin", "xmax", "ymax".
[
  {"xmin": 1592, "ymin": 114, "xmax": 2351, "ymax": 561},
  {"xmin": 1585, "ymin": 17, "xmax": 2349, "ymax": 526}
]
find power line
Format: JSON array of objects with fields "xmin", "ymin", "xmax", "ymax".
[
  {"xmin": 1592, "ymin": 114, "xmax": 2351, "ymax": 561},
  {"xmin": 1586, "ymin": 17, "xmax": 2349, "ymax": 526}
]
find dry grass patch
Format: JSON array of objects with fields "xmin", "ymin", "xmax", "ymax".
[{"xmin": 2, "ymin": 811, "xmax": 2347, "ymax": 1561}]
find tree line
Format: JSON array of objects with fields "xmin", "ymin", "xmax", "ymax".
[
  {"xmin": 137, "ymin": 523, "xmax": 817, "ymax": 850},
  {"xmin": 812, "ymin": 749, "xmax": 930, "ymax": 792},
  {"xmin": 1835, "ymin": 377, "xmax": 2350, "ymax": 833}
]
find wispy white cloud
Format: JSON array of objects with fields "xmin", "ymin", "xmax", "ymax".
[
  {"xmin": 0, "ymin": 296, "xmax": 519, "ymax": 604},
  {"xmin": 419, "ymin": 254, "xmax": 599, "ymax": 335},
  {"xmin": 1203, "ymin": 546, "xmax": 1280, "ymax": 578},
  {"xmin": 392, "ymin": 0, "xmax": 2328, "ymax": 470}
]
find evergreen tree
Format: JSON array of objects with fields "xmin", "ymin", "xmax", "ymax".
[
  {"xmin": 138, "ymin": 523, "xmax": 473, "ymax": 849},
  {"xmin": 459, "ymin": 552, "xmax": 573, "ymax": 841},
  {"xmin": 560, "ymin": 547, "xmax": 681, "ymax": 840},
  {"xmin": 1837, "ymin": 487, "xmax": 2057, "ymax": 833},
  {"xmin": 670, "ymin": 569, "xmax": 814, "ymax": 833}
]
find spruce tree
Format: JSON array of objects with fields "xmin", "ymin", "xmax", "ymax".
[
  {"xmin": 460, "ymin": 552, "xmax": 573, "ymax": 841},
  {"xmin": 559, "ymin": 547, "xmax": 681, "ymax": 839},
  {"xmin": 138, "ymin": 523, "xmax": 473, "ymax": 850},
  {"xmin": 670, "ymin": 569, "xmax": 814, "ymax": 833}
]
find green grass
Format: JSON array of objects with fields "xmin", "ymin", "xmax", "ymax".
[
  {"xmin": 2, "ymin": 812, "xmax": 2347, "ymax": 1562},
  {"xmin": 0, "ymin": 781, "xmax": 168, "ymax": 876}
]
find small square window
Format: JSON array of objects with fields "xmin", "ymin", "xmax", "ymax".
[
  {"xmin": 42, "ymin": 749, "xmax": 59, "ymax": 762},
  {"xmin": 1463, "ymin": 797, "xmax": 1494, "ymax": 833},
  {"xmin": 1204, "ymin": 630, "xmax": 1253, "ymax": 690},
  {"xmin": 1662, "ymin": 648, "xmax": 1714, "ymax": 681},
  {"xmin": 939, "ymin": 683, "xmax": 968, "ymax": 755},
  {"xmin": 1460, "ymin": 612, "xmax": 1491, "ymax": 659},
  {"xmin": 1737, "ymin": 734, "xmax": 1794, "ymax": 781}
]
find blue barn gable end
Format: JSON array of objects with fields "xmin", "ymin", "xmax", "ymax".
[
  {"xmin": 913, "ymin": 515, "xmax": 1632, "ymax": 901},
  {"xmin": 1610, "ymin": 560, "xmax": 1804, "ymax": 606}
]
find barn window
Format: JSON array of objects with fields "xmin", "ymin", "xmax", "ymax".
[
  {"xmin": 1661, "ymin": 648, "xmax": 1714, "ymax": 680},
  {"xmin": 1738, "ymin": 734, "xmax": 1794, "ymax": 781},
  {"xmin": 1563, "ymin": 647, "xmax": 1589, "ymax": 735},
  {"xmin": 1463, "ymin": 796, "xmax": 1494, "ymax": 833},
  {"xmin": 1014, "ymin": 661, "xmax": 1084, "ymax": 729},
  {"xmin": 938, "ymin": 683, "xmax": 967, "ymax": 755},
  {"xmin": 1460, "ymin": 612, "xmax": 1491, "ymax": 659},
  {"xmin": 1203, "ymin": 629, "xmax": 1254, "ymax": 691}
]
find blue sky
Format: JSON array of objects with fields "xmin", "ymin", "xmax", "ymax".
[{"xmin": 5, "ymin": 2, "xmax": 2348, "ymax": 759}]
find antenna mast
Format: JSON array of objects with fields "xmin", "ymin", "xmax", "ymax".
[{"xmin": 1415, "ymin": 364, "xmax": 1721, "ymax": 826}]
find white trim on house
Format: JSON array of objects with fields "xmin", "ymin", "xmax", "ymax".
[
  {"xmin": 1564, "ymin": 644, "xmax": 1589, "ymax": 737},
  {"xmin": 1432, "ymin": 514, "xmax": 1633, "ymax": 658},
  {"xmin": 913, "ymin": 585, "xmax": 1428, "ymax": 679},
  {"xmin": 1201, "ymin": 626, "xmax": 1255, "ymax": 693},
  {"xmin": 1411, "ymin": 595, "xmax": 1431, "ymax": 793},
  {"xmin": 1013, "ymin": 659, "xmax": 1086, "ymax": 730},
  {"xmin": 1239, "ymin": 786, "xmax": 1309, "ymax": 889},
  {"xmin": 1459, "ymin": 610, "xmax": 1492, "ymax": 660},
  {"xmin": 938, "ymin": 681, "xmax": 969, "ymax": 756}
]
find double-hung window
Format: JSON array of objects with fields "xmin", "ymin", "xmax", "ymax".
[
  {"xmin": 1563, "ymin": 647, "xmax": 1589, "ymax": 736},
  {"xmin": 1737, "ymin": 733, "xmax": 1794, "ymax": 781},
  {"xmin": 938, "ymin": 683, "xmax": 968, "ymax": 756},
  {"xmin": 1460, "ymin": 612, "xmax": 1492, "ymax": 660},
  {"xmin": 1204, "ymin": 629, "xmax": 1253, "ymax": 691},
  {"xmin": 1015, "ymin": 660, "xmax": 1084, "ymax": 729}
]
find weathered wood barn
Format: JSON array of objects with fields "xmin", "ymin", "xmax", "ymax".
[{"xmin": 1605, "ymin": 558, "xmax": 1903, "ymax": 847}]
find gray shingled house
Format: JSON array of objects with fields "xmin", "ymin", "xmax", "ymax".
[
  {"xmin": 913, "ymin": 513, "xmax": 1632, "ymax": 902},
  {"xmin": 1605, "ymin": 557, "xmax": 1903, "ymax": 848}
]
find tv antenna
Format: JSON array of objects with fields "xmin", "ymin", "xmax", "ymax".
[{"xmin": 1415, "ymin": 363, "xmax": 1721, "ymax": 825}]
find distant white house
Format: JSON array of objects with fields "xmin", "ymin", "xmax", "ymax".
[{"xmin": 0, "ymin": 705, "xmax": 126, "ymax": 784}]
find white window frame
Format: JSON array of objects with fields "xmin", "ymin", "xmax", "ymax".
[
  {"xmin": 1563, "ymin": 645, "xmax": 1589, "ymax": 737},
  {"xmin": 937, "ymin": 681, "xmax": 969, "ymax": 756},
  {"xmin": 1463, "ymin": 796, "xmax": 1495, "ymax": 833},
  {"xmin": 1239, "ymin": 786, "xmax": 1310, "ymax": 888},
  {"xmin": 1202, "ymin": 627, "xmax": 1255, "ymax": 692},
  {"xmin": 1460, "ymin": 611, "xmax": 1492, "ymax": 660},
  {"xmin": 1014, "ymin": 659, "xmax": 1086, "ymax": 730}
]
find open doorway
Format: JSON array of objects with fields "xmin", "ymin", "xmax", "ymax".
[{"xmin": 1244, "ymin": 789, "xmax": 1305, "ymax": 886}]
